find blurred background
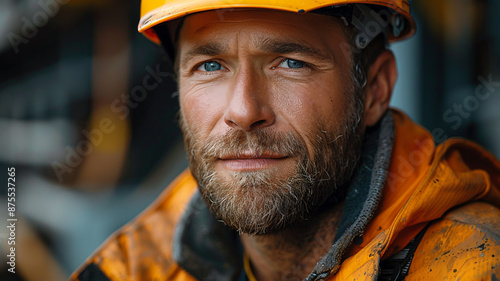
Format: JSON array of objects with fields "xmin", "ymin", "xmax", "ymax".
[{"xmin": 0, "ymin": 0, "xmax": 499, "ymax": 280}]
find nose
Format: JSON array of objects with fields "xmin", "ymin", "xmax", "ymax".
[{"xmin": 223, "ymin": 67, "xmax": 275, "ymax": 131}]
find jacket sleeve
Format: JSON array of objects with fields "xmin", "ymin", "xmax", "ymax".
[
  {"xmin": 69, "ymin": 170, "xmax": 198, "ymax": 281},
  {"xmin": 407, "ymin": 201, "xmax": 500, "ymax": 280}
]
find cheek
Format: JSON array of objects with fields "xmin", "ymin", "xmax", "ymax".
[
  {"xmin": 180, "ymin": 81, "xmax": 228, "ymax": 137},
  {"xmin": 271, "ymin": 75, "xmax": 349, "ymax": 131}
]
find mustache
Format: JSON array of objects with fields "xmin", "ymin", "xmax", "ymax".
[{"xmin": 198, "ymin": 128, "xmax": 306, "ymax": 160}]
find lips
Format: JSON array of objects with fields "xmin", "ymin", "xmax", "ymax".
[
  {"xmin": 219, "ymin": 151, "xmax": 288, "ymax": 160},
  {"xmin": 217, "ymin": 151, "xmax": 290, "ymax": 171}
]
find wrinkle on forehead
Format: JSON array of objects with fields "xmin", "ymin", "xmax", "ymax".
[{"xmin": 179, "ymin": 9, "xmax": 347, "ymax": 68}]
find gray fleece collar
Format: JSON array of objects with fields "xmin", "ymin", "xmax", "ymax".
[
  {"xmin": 306, "ymin": 112, "xmax": 394, "ymax": 280},
  {"xmin": 173, "ymin": 112, "xmax": 395, "ymax": 281}
]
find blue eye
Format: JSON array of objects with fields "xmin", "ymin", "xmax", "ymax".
[
  {"xmin": 199, "ymin": 61, "xmax": 223, "ymax": 72},
  {"xmin": 278, "ymin": 58, "xmax": 305, "ymax": 69}
]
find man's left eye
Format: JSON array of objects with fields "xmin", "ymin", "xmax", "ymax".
[
  {"xmin": 278, "ymin": 58, "xmax": 305, "ymax": 69},
  {"xmin": 198, "ymin": 61, "xmax": 224, "ymax": 72}
]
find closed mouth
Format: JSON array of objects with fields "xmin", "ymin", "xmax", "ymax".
[
  {"xmin": 218, "ymin": 151, "xmax": 288, "ymax": 160},
  {"xmin": 217, "ymin": 151, "xmax": 291, "ymax": 171}
]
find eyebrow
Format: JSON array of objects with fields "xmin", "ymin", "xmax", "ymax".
[
  {"xmin": 180, "ymin": 38, "xmax": 332, "ymax": 68},
  {"xmin": 181, "ymin": 42, "xmax": 228, "ymax": 68},
  {"xmin": 257, "ymin": 38, "xmax": 333, "ymax": 61}
]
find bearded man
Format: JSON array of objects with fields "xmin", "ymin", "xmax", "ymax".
[{"xmin": 72, "ymin": 1, "xmax": 500, "ymax": 280}]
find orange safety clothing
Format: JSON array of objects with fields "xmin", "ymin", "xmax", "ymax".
[{"xmin": 71, "ymin": 109, "xmax": 500, "ymax": 281}]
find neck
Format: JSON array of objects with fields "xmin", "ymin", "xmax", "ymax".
[{"xmin": 240, "ymin": 203, "xmax": 344, "ymax": 281}]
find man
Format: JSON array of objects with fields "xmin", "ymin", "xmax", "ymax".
[{"xmin": 72, "ymin": 1, "xmax": 500, "ymax": 280}]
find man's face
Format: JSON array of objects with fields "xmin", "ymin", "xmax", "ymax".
[{"xmin": 177, "ymin": 9, "xmax": 364, "ymax": 234}]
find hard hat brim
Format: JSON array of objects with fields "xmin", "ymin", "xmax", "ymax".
[{"xmin": 138, "ymin": 0, "xmax": 416, "ymax": 45}]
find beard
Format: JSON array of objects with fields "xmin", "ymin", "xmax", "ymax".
[{"xmin": 180, "ymin": 91, "xmax": 364, "ymax": 235}]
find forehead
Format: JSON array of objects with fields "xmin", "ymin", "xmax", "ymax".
[
  {"xmin": 181, "ymin": 8, "xmax": 340, "ymax": 30},
  {"xmin": 177, "ymin": 9, "xmax": 348, "ymax": 57}
]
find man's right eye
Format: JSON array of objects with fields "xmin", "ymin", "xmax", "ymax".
[{"xmin": 198, "ymin": 61, "xmax": 224, "ymax": 72}]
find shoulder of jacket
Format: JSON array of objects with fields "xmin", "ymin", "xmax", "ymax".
[
  {"xmin": 406, "ymin": 201, "xmax": 500, "ymax": 280},
  {"xmin": 70, "ymin": 170, "xmax": 199, "ymax": 281}
]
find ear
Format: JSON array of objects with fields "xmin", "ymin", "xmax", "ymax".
[{"xmin": 363, "ymin": 50, "xmax": 398, "ymax": 127}]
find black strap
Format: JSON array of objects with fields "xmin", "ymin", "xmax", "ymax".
[
  {"xmin": 378, "ymin": 225, "xmax": 430, "ymax": 281},
  {"xmin": 153, "ymin": 25, "xmax": 177, "ymax": 62},
  {"xmin": 77, "ymin": 263, "xmax": 112, "ymax": 281}
]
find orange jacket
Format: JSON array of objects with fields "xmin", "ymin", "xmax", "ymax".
[{"xmin": 71, "ymin": 110, "xmax": 500, "ymax": 281}]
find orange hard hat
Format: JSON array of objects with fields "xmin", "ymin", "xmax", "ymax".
[{"xmin": 138, "ymin": 0, "xmax": 415, "ymax": 51}]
